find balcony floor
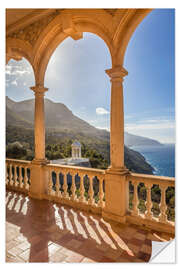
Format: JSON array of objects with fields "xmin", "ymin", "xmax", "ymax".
[{"xmin": 6, "ymin": 190, "xmax": 173, "ymax": 263}]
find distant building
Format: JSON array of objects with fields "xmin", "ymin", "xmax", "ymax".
[
  {"xmin": 50, "ymin": 140, "xmax": 90, "ymax": 167},
  {"xmin": 71, "ymin": 141, "xmax": 81, "ymax": 159}
]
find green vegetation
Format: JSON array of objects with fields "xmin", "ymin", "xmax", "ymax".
[
  {"xmin": 6, "ymin": 139, "xmax": 108, "ymax": 170},
  {"xmin": 129, "ymin": 182, "xmax": 175, "ymax": 221},
  {"xmin": 6, "ymin": 141, "xmax": 34, "ymax": 160},
  {"xmin": 6, "ymin": 139, "xmax": 175, "ymax": 221}
]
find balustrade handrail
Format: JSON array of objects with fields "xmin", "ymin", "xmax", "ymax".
[
  {"xmin": 6, "ymin": 158, "xmax": 31, "ymax": 165},
  {"xmin": 46, "ymin": 163, "xmax": 105, "ymax": 176},
  {"xmin": 127, "ymin": 172, "xmax": 175, "ymax": 186}
]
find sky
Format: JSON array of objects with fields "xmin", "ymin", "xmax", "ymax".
[{"xmin": 6, "ymin": 9, "xmax": 175, "ymax": 144}]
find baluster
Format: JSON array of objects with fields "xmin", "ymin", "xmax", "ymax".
[
  {"xmin": 79, "ymin": 174, "xmax": 85, "ymax": 203},
  {"xmin": 63, "ymin": 173, "xmax": 68, "ymax": 199},
  {"xmin": 132, "ymin": 181, "xmax": 139, "ymax": 216},
  {"xmin": 159, "ymin": 184, "xmax": 167, "ymax": 223},
  {"xmin": 48, "ymin": 170, "xmax": 53, "ymax": 196},
  {"xmin": 126, "ymin": 180, "xmax": 130, "ymax": 211},
  {"xmin": 88, "ymin": 176, "xmax": 94, "ymax": 205},
  {"xmin": 55, "ymin": 171, "xmax": 60, "ymax": 197},
  {"xmin": 9, "ymin": 164, "xmax": 13, "ymax": 186},
  {"xmin": 14, "ymin": 165, "xmax": 17, "ymax": 187},
  {"xmin": 6, "ymin": 163, "xmax": 9, "ymax": 185},
  {"xmin": 145, "ymin": 183, "xmax": 152, "ymax": 220},
  {"xmin": 71, "ymin": 173, "xmax": 76, "ymax": 201},
  {"xmin": 19, "ymin": 166, "xmax": 23, "ymax": 189},
  {"xmin": 98, "ymin": 176, "xmax": 104, "ymax": 207},
  {"xmin": 24, "ymin": 167, "xmax": 28, "ymax": 190}
]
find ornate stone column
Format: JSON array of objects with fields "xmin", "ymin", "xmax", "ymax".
[
  {"xmin": 29, "ymin": 86, "xmax": 49, "ymax": 200},
  {"xmin": 103, "ymin": 66, "xmax": 129, "ymax": 224},
  {"xmin": 106, "ymin": 66, "xmax": 128, "ymax": 172},
  {"xmin": 31, "ymin": 86, "xmax": 48, "ymax": 163}
]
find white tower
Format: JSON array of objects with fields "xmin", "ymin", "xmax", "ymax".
[{"xmin": 71, "ymin": 141, "xmax": 81, "ymax": 159}]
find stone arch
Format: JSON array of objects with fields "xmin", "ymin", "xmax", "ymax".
[
  {"xmin": 6, "ymin": 37, "xmax": 36, "ymax": 85},
  {"xmin": 113, "ymin": 9, "xmax": 152, "ymax": 66},
  {"xmin": 32, "ymin": 12, "xmax": 114, "ymax": 86},
  {"xmin": 6, "ymin": 38, "xmax": 34, "ymax": 66}
]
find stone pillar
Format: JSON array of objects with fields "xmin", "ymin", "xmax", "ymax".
[
  {"xmin": 31, "ymin": 86, "xmax": 48, "ymax": 163},
  {"xmin": 106, "ymin": 66, "xmax": 128, "ymax": 171},
  {"xmin": 72, "ymin": 147, "xmax": 74, "ymax": 158},
  {"xmin": 102, "ymin": 66, "xmax": 129, "ymax": 223},
  {"xmin": 29, "ymin": 86, "xmax": 49, "ymax": 200}
]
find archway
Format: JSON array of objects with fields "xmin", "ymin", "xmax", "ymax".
[
  {"xmin": 6, "ymin": 57, "xmax": 35, "ymax": 160},
  {"xmin": 44, "ymin": 33, "xmax": 112, "ymax": 168},
  {"xmin": 123, "ymin": 9, "xmax": 175, "ymax": 177}
]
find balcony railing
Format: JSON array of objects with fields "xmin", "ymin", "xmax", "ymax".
[
  {"xmin": 126, "ymin": 173, "xmax": 175, "ymax": 233},
  {"xmin": 6, "ymin": 159, "xmax": 31, "ymax": 193},
  {"xmin": 5, "ymin": 159, "xmax": 175, "ymax": 234},
  {"xmin": 45, "ymin": 164, "xmax": 105, "ymax": 214}
]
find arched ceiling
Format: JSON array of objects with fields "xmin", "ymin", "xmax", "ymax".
[{"xmin": 6, "ymin": 8, "xmax": 152, "ymax": 85}]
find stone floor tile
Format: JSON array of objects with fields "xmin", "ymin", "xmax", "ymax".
[
  {"xmin": 17, "ymin": 241, "xmax": 31, "ymax": 251},
  {"xmin": 140, "ymin": 244, "xmax": 152, "ymax": 254},
  {"xmin": 138, "ymin": 251, "xmax": 151, "ymax": 261},
  {"xmin": 18, "ymin": 249, "xmax": 31, "ymax": 261},
  {"xmin": 133, "ymin": 232, "xmax": 146, "ymax": 241},
  {"xmin": 65, "ymin": 239, "xmax": 83, "ymax": 249},
  {"xmin": 127, "ymin": 243, "xmax": 140, "ymax": 255},
  {"xmin": 129, "ymin": 237, "xmax": 143, "ymax": 246},
  {"xmin": 6, "ymin": 190, "xmax": 172, "ymax": 263},
  {"xmin": 48, "ymin": 243, "xmax": 62, "ymax": 256},
  {"xmin": 49, "ymin": 250, "xmax": 68, "ymax": 262},
  {"xmin": 64, "ymin": 250, "xmax": 84, "ymax": 263},
  {"xmin": 81, "ymin": 257, "xmax": 95, "ymax": 263}
]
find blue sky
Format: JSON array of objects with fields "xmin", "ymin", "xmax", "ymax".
[{"xmin": 6, "ymin": 9, "xmax": 175, "ymax": 143}]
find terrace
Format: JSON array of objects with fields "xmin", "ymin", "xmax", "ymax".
[{"xmin": 6, "ymin": 8, "xmax": 175, "ymax": 263}]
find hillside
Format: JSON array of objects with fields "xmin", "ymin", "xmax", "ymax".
[
  {"xmin": 124, "ymin": 132, "xmax": 162, "ymax": 147},
  {"xmin": 6, "ymin": 96, "xmax": 162, "ymax": 146},
  {"xmin": 6, "ymin": 96, "xmax": 156, "ymax": 174},
  {"xmin": 6, "ymin": 96, "xmax": 107, "ymax": 139}
]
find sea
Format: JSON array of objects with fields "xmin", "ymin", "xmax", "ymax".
[{"xmin": 130, "ymin": 144, "xmax": 175, "ymax": 177}]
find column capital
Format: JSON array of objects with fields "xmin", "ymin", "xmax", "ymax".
[
  {"xmin": 30, "ymin": 86, "xmax": 48, "ymax": 96},
  {"xmin": 106, "ymin": 66, "xmax": 128, "ymax": 82}
]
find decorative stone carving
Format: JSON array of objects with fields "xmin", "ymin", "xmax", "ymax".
[{"xmin": 7, "ymin": 10, "xmax": 60, "ymax": 46}]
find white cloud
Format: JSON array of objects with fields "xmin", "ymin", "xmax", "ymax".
[
  {"xmin": 125, "ymin": 118, "xmax": 175, "ymax": 143},
  {"xmin": 6, "ymin": 64, "xmax": 31, "ymax": 76},
  {"xmin": 125, "ymin": 119, "xmax": 175, "ymax": 131},
  {"xmin": 11, "ymin": 80, "xmax": 18, "ymax": 86},
  {"xmin": 5, "ymin": 65, "xmax": 13, "ymax": 75},
  {"xmin": 96, "ymin": 107, "xmax": 109, "ymax": 115},
  {"xmin": 16, "ymin": 70, "xmax": 31, "ymax": 75},
  {"xmin": 96, "ymin": 126, "xmax": 110, "ymax": 131}
]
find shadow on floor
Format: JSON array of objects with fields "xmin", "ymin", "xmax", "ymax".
[{"xmin": 6, "ymin": 190, "xmax": 173, "ymax": 263}]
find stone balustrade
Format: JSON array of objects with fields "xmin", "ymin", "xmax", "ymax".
[
  {"xmin": 5, "ymin": 159, "xmax": 175, "ymax": 234},
  {"xmin": 45, "ymin": 163, "xmax": 105, "ymax": 214},
  {"xmin": 6, "ymin": 159, "xmax": 31, "ymax": 193},
  {"xmin": 126, "ymin": 173, "xmax": 175, "ymax": 233}
]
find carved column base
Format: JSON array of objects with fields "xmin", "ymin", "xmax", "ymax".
[
  {"xmin": 102, "ymin": 209, "xmax": 126, "ymax": 224},
  {"xmin": 106, "ymin": 166, "xmax": 129, "ymax": 175},
  {"xmin": 103, "ymin": 168, "xmax": 129, "ymax": 224},
  {"xmin": 31, "ymin": 158, "xmax": 49, "ymax": 165},
  {"xmin": 29, "ymin": 161, "xmax": 50, "ymax": 200}
]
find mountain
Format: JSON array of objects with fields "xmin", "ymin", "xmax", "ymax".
[
  {"xmin": 124, "ymin": 132, "xmax": 162, "ymax": 147},
  {"xmin": 6, "ymin": 96, "xmax": 162, "ymax": 145},
  {"xmin": 6, "ymin": 96, "xmax": 108, "ymax": 139},
  {"xmin": 6, "ymin": 96, "xmax": 156, "ymax": 174}
]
